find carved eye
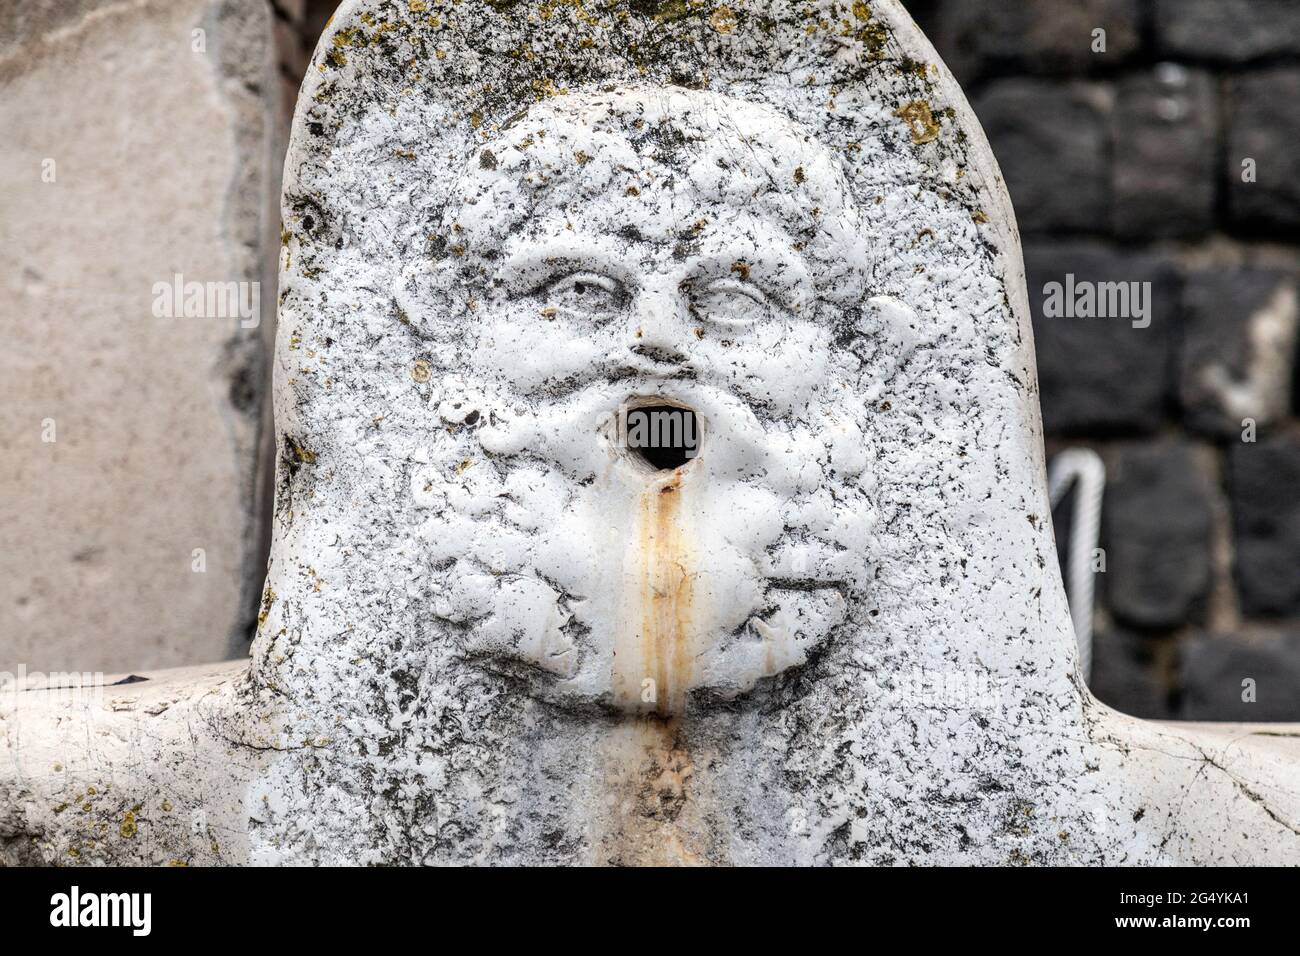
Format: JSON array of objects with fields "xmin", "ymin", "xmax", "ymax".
[
  {"xmin": 686, "ymin": 278, "xmax": 772, "ymax": 328},
  {"xmin": 543, "ymin": 272, "xmax": 623, "ymax": 320}
]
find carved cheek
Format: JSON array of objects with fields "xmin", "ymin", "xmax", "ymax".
[
  {"xmin": 713, "ymin": 482, "xmax": 785, "ymax": 553},
  {"xmin": 531, "ymin": 511, "xmax": 599, "ymax": 598},
  {"xmin": 701, "ymin": 321, "xmax": 832, "ymax": 413},
  {"xmin": 470, "ymin": 307, "xmax": 606, "ymax": 390}
]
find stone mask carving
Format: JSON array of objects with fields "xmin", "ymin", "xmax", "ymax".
[
  {"xmin": 409, "ymin": 86, "xmax": 878, "ymax": 713},
  {"xmin": 7, "ymin": 0, "xmax": 1298, "ymax": 869}
]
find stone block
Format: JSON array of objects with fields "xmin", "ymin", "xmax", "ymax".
[
  {"xmin": 1155, "ymin": 0, "xmax": 1300, "ymax": 62},
  {"xmin": 1179, "ymin": 267, "xmax": 1298, "ymax": 437},
  {"xmin": 928, "ymin": 0, "xmax": 1141, "ymax": 83},
  {"xmin": 1113, "ymin": 66, "xmax": 1218, "ymax": 240},
  {"xmin": 1230, "ymin": 431, "xmax": 1300, "ymax": 617},
  {"xmin": 1102, "ymin": 442, "xmax": 1213, "ymax": 630},
  {"xmin": 0, "ymin": 0, "xmax": 277, "ymax": 673},
  {"xmin": 974, "ymin": 79, "xmax": 1111, "ymax": 235},
  {"xmin": 1181, "ymin": 631, "xmax": 1300, "ymax": 721},
  {"xmin": 1088, "ymin": 627, "xmax": 1172, "ymax": 720},
  {"xmin": 1025, "ymin": 241, "xmax": 1176, "ymax": 434},
  {"xmin": 1226, "ymin": 69, "xmax": 1300, "ymax": 234}
]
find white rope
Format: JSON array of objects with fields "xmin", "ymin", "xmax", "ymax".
[{"xmin": 1047, "ymin": 448, "xmax": 1106, "ymax": 681}]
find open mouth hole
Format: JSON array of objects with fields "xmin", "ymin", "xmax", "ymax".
[{"xmin": 621, "ymin": 402, "xmax": 701, "ymax": 472}]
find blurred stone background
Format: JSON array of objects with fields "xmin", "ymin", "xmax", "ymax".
[
  {"xmin": 904, "ymin": 0, "xmax": 1300, "ymax": 721},
  {"xmin": 1, "ymin": 0, "xmax": 279, "ymax": 675},
  {"xmin": 2, "ymin": 0, "xmax": 1296, "ymax": 721}
]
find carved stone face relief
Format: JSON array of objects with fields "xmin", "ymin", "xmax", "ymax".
[{"xmin": 407, "ymin": 86, "xmax": 878, "ymax": 714}]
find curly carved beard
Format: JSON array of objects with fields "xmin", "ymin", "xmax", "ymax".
[
  {"xmin": 414, "ymin": 372, "xmax": 875, "ymax": 715},
  {"xmin": 405, "ymin": 85, "xmax": 877, "ymax": 713}
]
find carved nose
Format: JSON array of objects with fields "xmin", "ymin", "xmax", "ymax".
[
  {"xmin": 630, "ymin": 340, "xmax": 687, "ymax": 366},
  {"xmin": 628, "ymin": 287, "xmax": 690, "ymax": 368}
]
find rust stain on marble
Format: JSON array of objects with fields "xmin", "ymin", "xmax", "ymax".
[
  {"xmin": 596, "ymin": 717, "xmax": 708, "ymax": 866},
  {"xmin": 643, "ymin": 470, "xmax": 694, "ymax": 716},
  {"xmin": 598, "ymin": 465, "xmax": 713, "ymax": 865},
  {"xmin": 612, "ymin": 467, "xmax": 696, "ymax": 715}
]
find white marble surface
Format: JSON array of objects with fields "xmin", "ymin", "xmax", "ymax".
[{"xmin": 2, "ymin": 0, "xmax": 1297, "ymax": 866}]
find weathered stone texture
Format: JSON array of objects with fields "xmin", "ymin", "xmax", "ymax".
[
  {"xmin": 3, "ymin": 0, "xmax": 1299, "ymax": 870},
  {"xmin": 0, "ymin": 0, "xmax": 276, "ymax": 673},
  {"xmin": 904, "ymin": 0, "xmax": 1300, "ymax": 721}
]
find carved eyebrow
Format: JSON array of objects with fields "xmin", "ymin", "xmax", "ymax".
[
  {"xmin": 496, "ymin": 237, "xmax": 634, "ymax": 293},
  {"xmin": 685, "ymin": 242, "xmax": 813, "ymax": 313}
]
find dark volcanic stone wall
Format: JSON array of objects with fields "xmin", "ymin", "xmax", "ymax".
[{"xmin": 906, "ymin": 0, "xmax": 1300, "ymax": 721}]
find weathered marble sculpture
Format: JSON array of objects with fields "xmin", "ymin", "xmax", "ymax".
[{"xmin": 3, "ymin": 0, "xmax": 1298, "ymax": 866}]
